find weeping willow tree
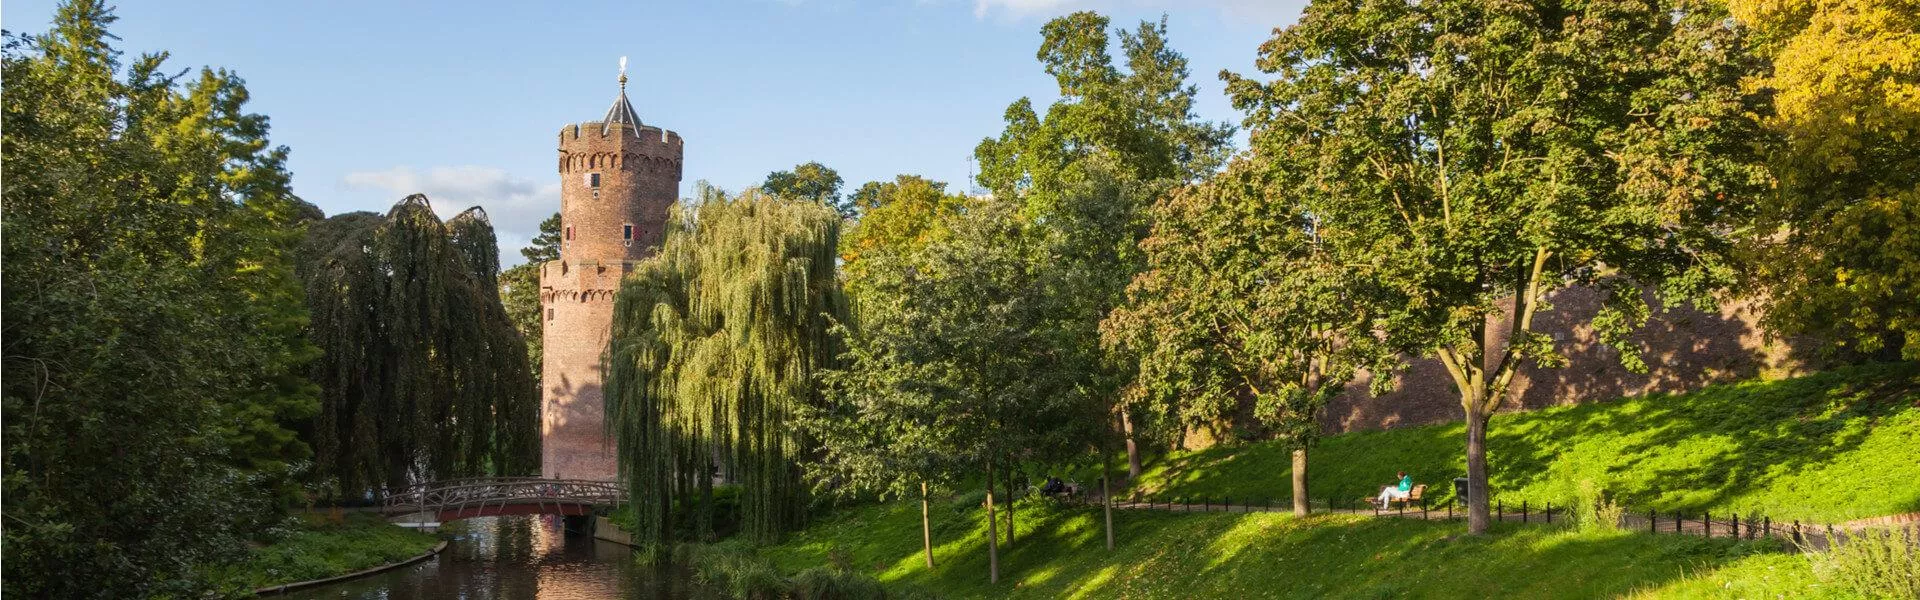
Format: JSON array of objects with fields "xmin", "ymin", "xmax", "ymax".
[
  {"xmin": 606, "ymin": 186, "xmax": 846, "ymax": 546},
  {"xmin": 297, "ymin": 194, "xmax": 541, "ymax": 497}
]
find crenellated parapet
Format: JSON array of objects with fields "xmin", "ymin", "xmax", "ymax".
[{"xmin": 556, "ymin": 124, "xmax": 683, "ymax": 178}]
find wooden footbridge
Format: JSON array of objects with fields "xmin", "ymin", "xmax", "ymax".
[{"xmin": 382, "ymin": 477, "xmax": 626, "ymax": 523}]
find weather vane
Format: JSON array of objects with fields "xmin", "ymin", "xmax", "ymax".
[{"xmin": 618, "ymin": 56, "xmax": 628, "ymax": 89}]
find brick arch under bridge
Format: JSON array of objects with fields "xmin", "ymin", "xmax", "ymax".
[{"xmin": 381, "ymin": 477, "xmax": 625, "ymax": 523}]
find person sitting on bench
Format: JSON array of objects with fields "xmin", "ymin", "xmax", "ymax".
[
  {"xmin": 1041, "ymin": 476, "xmax": 1065, "ymax": 496},
  {"xmin": 1374, "ymin": 471, "xmax": 1412, "ymax": 507}
]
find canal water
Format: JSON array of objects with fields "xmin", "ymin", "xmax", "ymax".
[{"xmin": 280, "ymin": 515, "xmax": 718, "ymax": 599}]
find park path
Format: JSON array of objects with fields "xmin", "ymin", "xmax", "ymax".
[{"xmin": 1098, "ymin": 495, "xmax": 1919, "ymax": 552}]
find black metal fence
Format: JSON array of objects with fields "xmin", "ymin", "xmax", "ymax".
[{"xmin": 1114, "ymin": 489, "xmax": 1903, "ymax": 549}]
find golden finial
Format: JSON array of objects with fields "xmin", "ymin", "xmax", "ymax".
[{"xmin": 618, "ymin": 56, "xmax": 628, "ymax": 90}]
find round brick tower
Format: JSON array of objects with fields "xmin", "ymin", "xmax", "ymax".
[{"xmin": 540, "ymin": 67, "xmax": 683, "ymax": 481}]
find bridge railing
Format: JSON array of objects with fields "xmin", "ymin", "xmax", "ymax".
[{"xmin": 382, "ymin": 477, "xmax": 626, "ymax": 516}]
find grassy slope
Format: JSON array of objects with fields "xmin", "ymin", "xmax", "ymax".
[
  {"xmin": 741, "ymin": 365, "xmax": 1919, "ymax": 598},
  {"xmin": 1127, "ymin": 362, "xmax": 1920, "ymax": 522},
  {"xmin": 763, "ymin": 498, "xmax": 1843, "ymax": 599},
  {"xmin": 204, "ymin": 511, "xmax": 440, "ymax": 597}
]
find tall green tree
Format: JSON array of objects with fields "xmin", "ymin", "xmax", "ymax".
[
  {"xmin": 1732, "ymin": 0, "xmax": 1920, "ymax": 360},
  {"xmin": 810, "ymin": 198, "xmax": 1095, "ymax": 583},
  {"xmin": 763, "ymin": 161, "xmax": 849, "ymax": 216},
  {"xmin": 973, "ymin": 11, "xmax": 1233, "ymax": 484},
  {"xmin": 2, "ymin": 2, "xmax": 318, "ymax": 595},
  {"xmin": 605, "ymin": 187, "xmax": 847, "ymax": 547},
  {"xmin": 1228, "ymin": 0, "xmax": 1769, "ymax": 533},
  {"xmin": 524, "ymin": 212, "xmax": 563, "ymax": 263},
  {"xmin": 1103, "ymin": 165, "xmax": 1394, "ymax": 516},
  {"xmin": 298, "ymin": 196, "xmax": 540, "ymax": 495},
  {"xmin": 839, "ymin": 175, "xmax": 967, "ymax": 295},
  {"xmin": 500, "ymin": 212, "xmax": 561, "ymax": 387}
]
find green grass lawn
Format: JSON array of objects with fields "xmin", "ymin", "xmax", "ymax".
[
  {"xmin": 652, "ymin": 366, "xmax": 1920, "ymax": 598},
  {"xmin": 202, "ymin": 511, "xmax": 440, "ymax": 597},
  {"xmin": 759, "ymin": 497, "xmax": 1841, "ymax": 599},
  {"xmin": 1125, "ymin": 362, "xmax": 1920, "ymax": 523}
]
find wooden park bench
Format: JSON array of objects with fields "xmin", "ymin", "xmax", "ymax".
[{"xmin": 1365, "ymin": 484, "xmax": 1427, "ymax": 510}]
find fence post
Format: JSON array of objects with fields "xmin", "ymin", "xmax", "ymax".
[
  {"xmin": 1422, "ymin": 497, "xmax": 1429, "ymax": 520},
  {"xmin": 1733, "ymin": 513, "xmax": 1740, "ymax": 539},
  {"xmin": 1523, "ymin": 501, "xmax": 1529, "ymax": 524},
  {"xmin": 1649, "ymin": 509, "xmax": 1657, "ymax": 534},
  {"xmin": 1792, "ymin": 520, "xmax": 1801, "ymax": 545},
  {"xmin": 1705, "ymin": 512, "xmax": 1712, "ymax": 538},
  {"xmin": 1545, "ymin": 502, "xmax": 1552, "ymax": 524},
  {"xmin": 1498, "ymin": 501, "xmax": 1504, "ymax": 522},
  {"xmin": 1763, "ymin": 516, "xmax": 1771, "ymax": 539},
  {"xmin": 1447, "ymin": 500, "xmax": 1453, "ymax": 520}
]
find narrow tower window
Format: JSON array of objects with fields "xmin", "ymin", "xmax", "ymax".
[
  {"xmin": 623, "ymin": 223, "xmax": 634, "ymax": 247},
  {"xmin": 586, "ymin": 172, "xmax": 601, "ymax": 188},
  {"xmin": 546, "ymin": 308, "xmax": 554, "ymax": 321}
]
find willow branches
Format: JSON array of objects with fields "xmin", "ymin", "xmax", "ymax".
[
  {"xmin": 606, "ymin": 187, "xmax": 846, "ymax": 546},
  {"xmin": 297, "ymin": 194, "xmax": 540, "ymax": 496}
]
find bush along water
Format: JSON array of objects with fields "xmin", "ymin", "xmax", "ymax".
[{"xmin": 663, "ymin": 539, "xmax": 938, "ymax": 600}]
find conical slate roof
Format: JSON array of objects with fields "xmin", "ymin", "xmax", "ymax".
[{"xmin": 601, "ymin": 84, "xmax": 642, "ymax": 135}]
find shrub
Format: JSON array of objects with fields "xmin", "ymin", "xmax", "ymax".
[
  {"xmin": 1809, "ymin": 526, "xmax": 1920, "ymax": 599},
  {"xmin": 790, "ymin": 566, "xmax": 888, "ymax": 600},
  {"xmin": 674, "ymin": 539, "xmax": 920, "ymax": 599}
]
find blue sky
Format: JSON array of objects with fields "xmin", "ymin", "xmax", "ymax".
[{"xmin": 4, "ymin": 0, "xmax": 1306, "ymax": 265}]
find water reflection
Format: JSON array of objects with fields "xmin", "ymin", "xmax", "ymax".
[{"xmin": 279, "ymin": 515, "xmax": 655, "ymax": 600}]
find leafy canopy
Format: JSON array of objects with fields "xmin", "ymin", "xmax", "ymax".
[
  {"xmin": 1104, "ymin": 164, "xmax": 1392, "ymax": 450},
  {"xmin": 1732, "ymin": 0, "xmax": 1920, "ymax": 359},
  {"xmin": 606, "ymin": 187, "xmax": 847, "ymax": 545},
  {"xmin": 297, "ymin": 197, "xmax": 541, "ymax": 495},
  {"xmin": 2, "ymin": 1, "xmax": 319, "ymax": 595},
  {"xmin": 838, "ymin": 175, "xmax": 967, "ymax": 294},
  {"xmin": 764, "ymin": 161, "xmax": 850, "ymax": 217},
  {"xmin": 500, "ymin": 212, "xmax": 561, "ymax": 386},
  {"xmin": 1227, "ymin": 0, "xmax": 1769, "ymax": 531}
]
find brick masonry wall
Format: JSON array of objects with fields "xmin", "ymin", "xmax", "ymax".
[
  {"xmin": 1316, "ymin": 286, "xmax": 1820, "ymax": 435},
  {"xmin": 540, "ymin": 120, "xmax": 682, "ymax": 481}
]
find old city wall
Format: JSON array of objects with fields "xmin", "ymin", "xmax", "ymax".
[
  {"xmin": 1182, "ymin": 287, "xmax": 1819, "ymax": 448},
  {"xmin": 1318, "ymin": 287, "xmax": 1818, "ymax": 434}
]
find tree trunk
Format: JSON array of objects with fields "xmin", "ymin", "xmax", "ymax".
[
  {"xmin": 921, "ymin": 480, "xmax": 934, "ymax": 569},
  {"xmin": 986, "ymin": 462, "xmax": 999, "ymax": 584},
  {"xmin": 699, "ymin": 461, "xmax": 715, "ymax": 541},
  {"xmin": 1291, "ymin": 448, "xmax": 1310, "ymax": 516},
  {"xmin": 1103, "ymin": 447, "xmax": 1115, "ymax": 550},
  {"xmin": 1005, "ymin": 469, "xmax": 1015, "ymax": 548},
  {"xmin": 1122, "ymin": 410, "xmax": 1142, "ymax": 480},
  {"xmin": 1466, "ymin": 408, "xmax": 1492, "ymax": 534}
]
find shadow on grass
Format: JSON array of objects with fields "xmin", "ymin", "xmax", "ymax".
[
  {"xmin": 773, "ymin": 500, "xmax": 1782, "ymax": 599},
  {"xmin": 1485, "ymin": 362, "xmax": 1920, "ymax": 519},
  {"xmin": 1134, "ymin": 362, "xmax": 1919, "ymax": 522}
]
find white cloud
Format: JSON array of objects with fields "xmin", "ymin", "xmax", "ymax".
[
  {"xmin": 972, "ymin": 0, "xmax": 1301, "ymax": 23},
  {"xmin": 342, "ymin": 165, "xmax": 559, "ymax": 267}
]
